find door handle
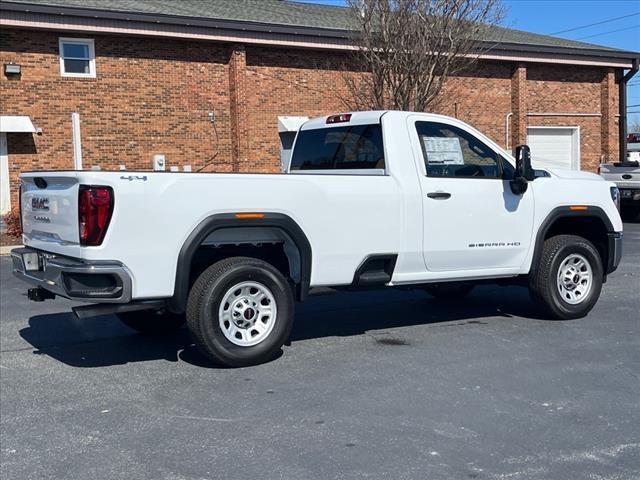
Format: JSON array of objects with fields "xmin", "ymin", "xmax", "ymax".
[{"xmin": 426, "ymin": 191, "xmax": 451, "ymax": 199}]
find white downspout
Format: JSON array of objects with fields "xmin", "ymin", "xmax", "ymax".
[
  {"xmin": 505, "ymin": 112, "xmax": 513, "ymax": 152},
  {"xmin": 72, "ymin": 112, "xmax": 83, "ymax": 170}
]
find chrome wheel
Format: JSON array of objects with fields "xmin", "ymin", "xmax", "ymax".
[
  {"xmin": 556, "ymin": 253, "xmax": 593, "ymax": 305},
  {"xmin": 218, "ymin": 281, "xmax": 277, "ymax": 347}
]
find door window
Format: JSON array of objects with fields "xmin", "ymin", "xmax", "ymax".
[{"xmin": 415, "ymin": 122, "xmax": 501, "ymax": 178}]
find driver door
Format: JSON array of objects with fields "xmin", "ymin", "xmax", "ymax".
[{"xmin": 412, "ymin": 119, "xmax": 534, "ymax": 273}]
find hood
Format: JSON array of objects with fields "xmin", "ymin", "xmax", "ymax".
[{"xmin": 545, "ymin": 168, "xmax": 603, "ymax": 181}]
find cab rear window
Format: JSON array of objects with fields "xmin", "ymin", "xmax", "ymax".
[{"xmin": 290, "ymin": 124, "xmax": 385, "ymax": 171}]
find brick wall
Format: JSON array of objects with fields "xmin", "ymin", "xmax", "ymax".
[
  {"xmin": 1, "ymin": 29, "xmax": 234, "ymax": 204},
  {"xmin": 0, "ymin": 27, "xmax": 622, "ymax": 209},
  {"xmin": 525, "ymin": 63, "xmax": 619, "ymax": 171},
  {"xmin": 243, "ymin": 46, "xmax": 357, "ymax": 172},
  {"xmin": 435, "ymin": 61, "xmax": 513, "ymax": 148}
]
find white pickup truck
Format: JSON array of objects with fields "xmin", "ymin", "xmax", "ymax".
[
  {"xmin": 12, "ymin": 111, "xmax": 623, "ymax": 367},
  {"xmin": 599, "ymin": 133, "xmax": 640, "ymax": 217}
]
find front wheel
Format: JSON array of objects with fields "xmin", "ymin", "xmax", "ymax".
[
  {"xmin": 529, "ymin": 234, "xmax": 603, "ymax": 319},
  {"xmin": 186, "ymin": 257, "xmax": 294, "ymax": 367}
]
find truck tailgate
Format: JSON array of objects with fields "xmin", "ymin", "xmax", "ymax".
[
  {"xmin": 21, "ymin": 173, "xmax": 82, "ymax": 257},
  {"xmin": 600, "ymin": 163, "xmax": 640, "ymax": 188}
]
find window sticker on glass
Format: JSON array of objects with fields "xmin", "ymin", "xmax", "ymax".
[{"xmin": 422, "ymin": 137, "xmax": 464, "ymax": 165}]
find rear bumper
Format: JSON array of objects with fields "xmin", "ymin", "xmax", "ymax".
[
  {"xmin": 11, "ymin": 247, "xmax": 132, "ymax": 303},
  {"xmin": 606, "ymin": 232, "xmax": 623, "ymax": 275}
]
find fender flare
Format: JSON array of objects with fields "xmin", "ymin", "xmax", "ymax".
[
  {"xmin": 167, "ymin": 213, "xmax": 312, "ymax": 313},
  {"xmin": 529, "ymin": 205, "xmax": 614, "ymax": 277}
]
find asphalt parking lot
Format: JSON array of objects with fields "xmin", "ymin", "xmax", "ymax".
[{"xmin": 1, "ymin": 220, "xmax": 639, "ymax": 480}]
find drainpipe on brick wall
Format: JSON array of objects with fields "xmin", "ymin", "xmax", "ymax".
[
  {"xmin": 505, "ymin": 112, "xmax": 513, "ymax": 151},
  {"xmin": 71, "ymin": 112, "xmax": 83, "ymax": 170},
  {"xmin": 619, "ymin": 58, "xmax": 639, "ymax": 163}
]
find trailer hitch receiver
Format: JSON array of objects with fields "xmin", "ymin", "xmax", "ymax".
[{"xmin": 27, "ymin": 287, "xmax": 56, "ymax": 302}]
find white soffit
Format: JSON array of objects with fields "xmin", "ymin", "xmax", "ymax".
[
  {"xmin": 278, "ymin": 116, "xmax": 309, "ymax": 133},
  {"xmin": 0, "ymin": 116, "xmax": 36, "ymax": 133}
]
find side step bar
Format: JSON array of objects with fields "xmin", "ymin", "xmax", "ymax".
[
  {"xmin": 352, "ymin": 254, "xmax": 398, "ymax": 287},
  {"xmin": 73, "ymin": 300, "xmax": 167, "ymax": 319}
]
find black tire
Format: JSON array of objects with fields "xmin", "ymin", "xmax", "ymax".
[
  {"xmin": 529, "ymin": 234, "xmax": 603, "ymax": 320},
  {"xmin": 423, "ymin": 283, "xmax": 474, "ymax": 301},
  {"xmin": 117, "ymin": 309, "xmax": 185, "ymax": 335},
  {"xmin": 186, "ymin": 256, "xmax": 294, "ymax": 367}
]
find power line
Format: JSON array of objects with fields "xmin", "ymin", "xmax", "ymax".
[
  {"xmin": 628, "ymin": 104, "xmax": 640, "ymax": 108},
  {"xmin": 549, "ymin": 12, "xmax": 640, "ymax": 35},
  {"xmin": 575, "ymin": 24, "xmax": 640, "ymax": 40}
]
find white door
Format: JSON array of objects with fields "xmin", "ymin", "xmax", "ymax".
[
  {"xmin": 527, "ymin": 127, "xmax": 578, "ymax": 170},
  {"xmin": 413, "ymin": 120, "xmax": 534, "ymax": 272},
  {"xmin": 0, "ymin": 133, "xmax": 9, "ymax": 215}
]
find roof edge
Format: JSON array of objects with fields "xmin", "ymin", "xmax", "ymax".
[{"xmin": 1, "ymin": 0, "xmax": 639, "ymax": 63}]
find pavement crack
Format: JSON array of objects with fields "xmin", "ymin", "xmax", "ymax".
[
  {"xmin": 171, "ymin": 415, "xmax": 240, "ymax": 423},
  {"xmin": 0, "ymin": 346, "xmax": 37, "ymax": 353}
]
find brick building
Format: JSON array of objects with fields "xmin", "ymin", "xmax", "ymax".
[{"xmin": 1, "ymin": 0, "xmax": 639, "ymax": 214}]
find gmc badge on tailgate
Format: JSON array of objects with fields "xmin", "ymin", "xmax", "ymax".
[{"xmin": 31, "ymin": 197, "xmax": 49, "ymax": 211}]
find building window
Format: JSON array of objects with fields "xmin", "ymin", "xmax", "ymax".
[{"xmin": 59, "ymin": 38, "xmax": 95, "ymax": 77}]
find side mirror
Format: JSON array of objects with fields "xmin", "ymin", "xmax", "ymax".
[
  {"xmin": 510, "ymin": 144, "xmax": 535, "ymax": 195},
  {"xmin": 515, "ymin": 144, "xmax": 535, "ymax": 181}
]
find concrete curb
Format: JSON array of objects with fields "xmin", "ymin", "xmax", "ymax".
[{"xmin": 0, "ymin": 245, "xmax": 22, "ymax": 256}]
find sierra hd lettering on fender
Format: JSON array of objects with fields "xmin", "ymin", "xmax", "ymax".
[
  {"xmin": 186, "ymin": 257, "xmax": 294, "ymax": 367},
  {"xmin": 529, "ymin": 235, "xmax": 603, "ymax": 320}
]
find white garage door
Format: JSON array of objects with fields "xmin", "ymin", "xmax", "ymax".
[{"xmin": 527, "ymin": 127, "xmax": 579, "ymax": 171}]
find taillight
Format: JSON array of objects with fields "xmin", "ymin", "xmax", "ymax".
[{"xmin": 78, "ymin": 185, "xmax": 113, "ymax": 246}]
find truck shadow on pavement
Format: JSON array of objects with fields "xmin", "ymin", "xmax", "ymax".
[{"xmin": 19, "ymin": 285, "xmax": 548, "ymax": 369}]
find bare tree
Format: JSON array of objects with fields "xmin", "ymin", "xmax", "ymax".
[
  {"xmin": 344, "ymin": 0, "xmax": 505, "ymax": 111},
  {"xmin": 629, "ymin": 118, "xmax": 640, "ymax": 134}
]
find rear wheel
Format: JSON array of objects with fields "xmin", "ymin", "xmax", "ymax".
[
  {"xmin": 423, "ymin": 283, "xmax": 474, "ymax": 301},
  {"xmin": 529, "ymin": 234, "xmax": 603, "ymax": 319},
  {"xmin": 186, "ymin": 257, "xmax": 294, "ymax": 367},
  {"xmin": 117, "ymin": 310, "xmax": 185, "ymax": 335}
]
